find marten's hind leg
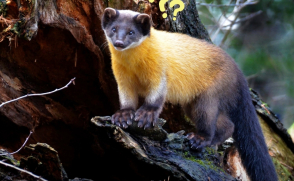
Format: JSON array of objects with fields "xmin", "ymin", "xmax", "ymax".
[
  {"xmin": 211, "ymin": 113, "xmax": 234, "ymax": 146},
  {"xmin": 184, "ymin": 95, "xmax": 219, "ymax": 150}
]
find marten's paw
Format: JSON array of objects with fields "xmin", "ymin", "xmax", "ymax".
[
  {"xmin": 111, "ymin": 109, "xmax": 135, "ymax": 128},
  {"xmin": 134, "ymin": 106, "xmax": 160, "ymax": 129},
  {"xmin": 186, "ymin": 132, "xmax": 212, "ymax": 150}
]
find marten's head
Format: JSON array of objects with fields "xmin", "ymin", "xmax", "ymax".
[{"xmin": 102, "ymin": 8, "xmax": 151, "ymax": 51}]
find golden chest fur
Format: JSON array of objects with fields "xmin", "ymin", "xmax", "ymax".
[{"xmin": 109, "ymin": 28, "xmax": 234, "ymax": 105}]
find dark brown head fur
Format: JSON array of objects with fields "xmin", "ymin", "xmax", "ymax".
[{"xmin": 102, "ymin": 8, "xmax": 151, "ymax": 50}]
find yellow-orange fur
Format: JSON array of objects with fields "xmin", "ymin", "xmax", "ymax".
[{"xmin": 109, "ymin": 27, "xmax": 236, "ymax": 105}]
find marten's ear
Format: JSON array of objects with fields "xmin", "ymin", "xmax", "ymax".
[
  {"xmin": 102, "ymin": 8, "xmax": 119, "ymax": 29},
  {"xmin": 135, "ymin": 14, "xmax": 151, "ymax": 36}
]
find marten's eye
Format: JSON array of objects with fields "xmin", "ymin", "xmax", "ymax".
[
  {"xmin": 128, "ymin": 31, "xmax": 135, "ymax": 35},
  {"xmin": 112, "ymin": 27, "xmax": 116, "ymax": 33}
]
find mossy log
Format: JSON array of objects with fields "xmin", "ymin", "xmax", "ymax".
[{"xmin": 90, "ymin": 116, "xmax": 235, "ymax": 181}]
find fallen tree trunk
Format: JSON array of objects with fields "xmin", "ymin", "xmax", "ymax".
[{"xmin": 90, "ymin": 116, "xmax": 236, "ymax": 181}]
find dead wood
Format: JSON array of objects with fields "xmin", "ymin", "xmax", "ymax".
[{"xmin": 90, "ymin": 116, "xmax": 236, "ymax": 181}]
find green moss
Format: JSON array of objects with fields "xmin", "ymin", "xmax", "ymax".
[
  {"xmin": 138, "ymin": 2, "xmax": 145, "ymax": 13},
  {"xmin": 260, "ymin": 101, "xmax": 269, "ymax": 107},
  {"xmin": 182, "ymin": 151, "xmax": 224, "ymax": 173},
  {"xmin": 195, "ymin": 159, "xmax": 204, "ymax": 165},
  {"xmin": 288, "ymin": 122, "xmax": 294, "ymax": 135},
  {"xmin": 0, "ymin": 155, "xmax": 20, "ymax": 166},
  {"xmin": 183, "ymin": 151, "xmax": 198, "ymax": 162},
  {"xmin": 217, "ymin": 151, "xmax": 224, "ymax": 156},
  {"xmin": 105, "ymin": 120, "xmax": 111, "ymax": 125},
  {"xmin": 9, "ymin": 19, "xmax": 26, "ymax": 36},
  {"xmin": 259, "ymin": 116, "xmax": 294, "ymax": 180},
  {"xmin": 272, "ymin": 158, "xmax": 294, "ymax": 181},
  {"xmin": 205, "ymin": 147, "xmax": 215, "ymax": 155},
  {"xmin": 0, "ymin": 0, "xmax": 8, "ymax": 17}
]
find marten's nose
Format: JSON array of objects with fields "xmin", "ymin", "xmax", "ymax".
[{"xmin": 114, "ymin": 40, "xmax": 124, "ymax": 48}]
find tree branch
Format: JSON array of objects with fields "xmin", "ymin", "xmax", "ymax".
[
  {"xmin": 196, "ymin": 1, "xmax": 258, "ymax": 7},
  {"xmin": 0, "ymin": 131, "xmax": 33, "ymax": 156},
  {"xmin": 0, "ymin": 77, "xmax": 75, "ymax": 108},
  {"xmin": 0, "ymin": 160, "xmax": 48, "ymax": 181}
]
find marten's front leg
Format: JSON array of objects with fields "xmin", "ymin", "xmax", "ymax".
[
  {"xmin": 111, "ymin": 66, "xmax": 138, "ymax": 129},
  {"xmin": 135, "ymin": 76, "xmax": 167, "ymax": 129}
]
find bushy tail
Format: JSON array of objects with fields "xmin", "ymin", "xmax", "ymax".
[{"xmin": 229, "ymin": 81, "xmax": 278, "ymax": 181}]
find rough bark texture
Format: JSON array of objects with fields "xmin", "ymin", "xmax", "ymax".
[
  {"xmin": 0, "ymin": 0, "xmax": 118, "ymax": 179},
  {"xmin": 165, "ymin": 0, "xmax": 212, "ymax": 42},
  {"xmin": 251, "ymin": 90, "xmax": 294, "ymax": 180},
  {"xmin": 90, "ymin": 116, "xmax": 236, "ymax": 181},
  {"xmin": 0, "ymin": 0, "xmax": 293, "ymax": 180}
]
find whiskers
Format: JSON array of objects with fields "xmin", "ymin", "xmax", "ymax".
[{"xmin": 100, "ymin": 41, "xmax": 109, "ymax": 52}]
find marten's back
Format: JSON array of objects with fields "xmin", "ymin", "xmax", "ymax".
[{"xmin": 149, "ymin": 28, "xmax": 239, "ymax": 104}]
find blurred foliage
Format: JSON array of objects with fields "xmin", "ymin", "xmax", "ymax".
[
  {"xmin": 197, "ymin": 0, "xmax": 294, "ymax": 129},
  {"xmin": 0, "ymin": 0, "xmax": 8, "ymax": 17}
]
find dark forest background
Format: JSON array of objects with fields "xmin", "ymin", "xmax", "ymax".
[{"xmin": 197, "ymin": 0, "xmax": 294, "ymax": 132}]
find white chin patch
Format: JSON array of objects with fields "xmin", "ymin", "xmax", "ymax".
[
  {"xmin": 105, "ymin": 32, "xmax": 148, "ymax": 51},
  {"xmin": 114, "ymin": 47, "xmax": 125, "ymax": 51}
]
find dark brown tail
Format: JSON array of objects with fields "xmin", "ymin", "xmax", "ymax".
[{"xmin": 228, "ymin": 78, "xmax": 278, "ymax": 181}]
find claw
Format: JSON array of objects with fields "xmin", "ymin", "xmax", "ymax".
[
  {"xmin": 134, "ymin": 106, "xmax": 159, "ymax": 129},
  {"xmin": 187, "ymin": 132, "xmax": 212, "ymax": 150},
  {"xmin": 122, "ymin": 122, "xmax": 128, "ymax": 129},
  {"xmin": 134, "ymin": 116, "xmax": 139, "ymax": 121},
  {"xmin": 111, "ymin": 109, "xmax": 135, "ymax": 128}
]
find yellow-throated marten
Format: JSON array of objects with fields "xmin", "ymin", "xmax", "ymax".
[{"xmin": 102, "ymin": 8, "xmax": 277, "ymax": 181}]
